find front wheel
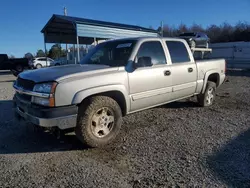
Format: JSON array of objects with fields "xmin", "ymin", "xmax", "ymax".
[
  {"xmin": 197, "ymin": 81, "xmax": 216, "ymax": 107},
  {"xmin": 75, "ymin": 96, "xmax": 122, "ymax": 148},
  {"xmin": 11, "ymin": 70, "xmax": 18, "ymax": 77}
]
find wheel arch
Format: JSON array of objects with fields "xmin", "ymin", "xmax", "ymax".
[
  {"xmin": 72, "ymin": 85, "xmax": 130, "ymax": 116},
  {"xmin": 202, "ymin": 71, "xmax": 220, "ymax": 93}
]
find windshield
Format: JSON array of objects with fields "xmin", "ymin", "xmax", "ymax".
[
  {"xmin": 80, "ymin": 40, "xmax": 136, "ymax": 67},
  {"xmin": 179, "ymin": 33, "xmax": 196, "ymax": 37}
]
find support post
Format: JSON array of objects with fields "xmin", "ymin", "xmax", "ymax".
[
  {"xmin": 64, "ymin": 7, "xmax": 68, "ymax": 64},
  {"xmin": 44, "ymin": 33, "xmax": 48, "ymax": 67},
  {"xmin": 86, "ymin": 44, "xmax": 88, "ymax": 54},
  {"xmin": 73, "ymin": 44, "xmax": 76, "ymax": 64},
  {"xmin": 76, "ymin": 36, "xmax": 80, "ymax": 64}
]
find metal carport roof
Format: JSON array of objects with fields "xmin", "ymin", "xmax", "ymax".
[{"xmin": 41, "ymin": 14, "xmax": 159, "ymax": 44}]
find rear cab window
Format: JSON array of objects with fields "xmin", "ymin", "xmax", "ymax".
[{"xmin": 165, "ymin": 41, "xmax": 191, "ymax": 64}]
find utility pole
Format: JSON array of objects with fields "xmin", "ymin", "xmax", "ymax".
[
  {"xmin": 64, "ymin": 7, "xmax": 68, "ymax": 63},
  {"xmin": 64, "ymin": 7, "xmax": 67, "ymax": 16}
]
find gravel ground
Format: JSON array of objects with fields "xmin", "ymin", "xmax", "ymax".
[{"xmin": 0, "ymin": 70, "xmax": 250, "ymax": 188}]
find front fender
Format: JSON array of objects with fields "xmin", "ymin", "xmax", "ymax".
[
  {"xmin": 72, "ymin": 84, "xmax": 130, "ymax": 114},
  {"xmin": 202, "ymin": 70, "xmax": 220, "ymax": 93}
]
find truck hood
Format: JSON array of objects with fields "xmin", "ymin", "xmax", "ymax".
[{"xmin": 19, "ymin": 64, "xmax": 116, "ymax": 83}]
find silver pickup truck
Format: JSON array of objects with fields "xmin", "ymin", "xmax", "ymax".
[{"xmin": 13, "ymin": 37, "xmax": 226, "ymax": 147}]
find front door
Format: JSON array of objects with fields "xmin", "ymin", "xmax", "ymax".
[
  {"xmin": 195, "ymin": 33, "xmax": 203, "ymax": 47},
  {"xmin": 128, "ymin": 40, "xmax": 172, "ymax": 112},
  {"xmin": 165, "ymin": 40, "xmax": 197, "ymax": 100}
]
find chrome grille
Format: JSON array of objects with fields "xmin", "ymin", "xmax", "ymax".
[
  {"xmin": 16, "ymin": 93, "xmax": 32, "ymax": 102},
  {"xmin": 16, "ymin": 77, "xmax": 35, "ymax": 91}
]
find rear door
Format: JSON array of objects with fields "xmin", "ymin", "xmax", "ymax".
[
  {"xmin": 128, "ymin": 40, "xmax": 172, "ymax": 112},
  {"xmin": 38, "ymin": 58, "xmax": 47, "ymax": 66},
  {"xmin": 165, "ymin": 40, "xmax": 197, "ymax": 100}
]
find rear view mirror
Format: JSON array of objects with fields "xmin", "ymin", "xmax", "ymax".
[{"xmin": 137, "ymin": 56, "xmax": 152, "ymax": 67}]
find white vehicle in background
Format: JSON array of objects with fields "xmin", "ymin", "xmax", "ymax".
[
  {"xmin": 53, "ymin": 58, "xmax": 67, "ymax": 66},
  {"xmin": 33, "ymin": 57, "xmax": 54, "ymax": 69}
]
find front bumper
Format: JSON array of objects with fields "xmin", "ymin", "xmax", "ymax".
[{"xmin": 14, "ymin": 95, "xmax": 78, "ymax": 130}]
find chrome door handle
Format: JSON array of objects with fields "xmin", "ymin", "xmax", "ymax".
[
  {"xmin": 188, "ymin": 68, "xmax": 193, "ymax": 72},
  {"xmin": 164, "ymin": 70, "xmax": 171, "ymax": 76}
]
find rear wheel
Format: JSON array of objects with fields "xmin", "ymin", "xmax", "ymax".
[
  {"xmin": 75, "ymin": 96, "xmax": 122, "ymax": 148},
  {"xmin": 15, "ymin": 64, "xmax": 23, "ymax": 72},
  {"xmin": 197, "ymin": 81, "xmax": 216, "ymax": 107}
]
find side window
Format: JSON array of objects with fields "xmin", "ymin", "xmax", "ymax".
[
  {"xmin": 90, "ymin": 50, "xmax": 104, "ymax": 63},
  {"xmin": 39, "ymin": 58, "xmax": 46, "ymax": 61},
  {"xmin": 200, "ymin": 33, "xmax": 207, "ymax": 38},
  {"xmin": 136, "ymin": 41, "xmax": 166, "ymax": 67},
  {"xmin": 166, "ymin": 41, "xmax": 191, "ymax": 64}
]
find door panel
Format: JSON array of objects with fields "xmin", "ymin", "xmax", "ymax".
[
  {"xmin": 202, "ymin": 38, "xmax": 207, "ymax": 47},
  {"xmin": 165, "ymin": 40, "xmax": 197, "ymax": 100},
  {"xmin": 128, "ymin": 40, "xmax": 172, "ymax": 112},
  {"xmin": 196, "ymin": 33, "xmax": 205, "ymax": 46},
  {"xmin": 195, "ymin": 37, "xmax": 202, "ymax": 46},
  {"xmin": 171, "ymin": 63, "xmax": 197, "ymax": 99},
  {"xmin": 129, "ymin": 65, "xmax": 172, "ymax": 111}
]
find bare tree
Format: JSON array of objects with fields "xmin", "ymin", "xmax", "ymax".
[
  {"xmin": 161, "ymin": 21, "xmax": 250, "ymax": 43},
  {"xmin": 190, "ymin": 23, "xmax": 204, "ymax": 32},
  {"xmin": 178, "ymin": 23, "xmax": 189, "ymax": 34},
  {"xmin": 9, "ymin": 55, "xmax": 15, "ymax": 59},
  {"xmin": 206, "ymin": 24, "xmax": 222, "ymax": 43}
]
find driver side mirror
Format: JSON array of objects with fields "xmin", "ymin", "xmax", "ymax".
[{"xmin": 134, "ymin": 56, "xmax": 152, "ymax": 68}]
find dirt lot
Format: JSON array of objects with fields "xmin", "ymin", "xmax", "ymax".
[{"xmin": 0, "ymin": 70, "xmax": 250, "ymax": 188}]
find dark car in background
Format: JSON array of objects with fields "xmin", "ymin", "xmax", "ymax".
[
  {"xmin": 179, "ymin": 32, "xmax": 210, "ymax": 48},
  {"xmin": 0, "ymin": 54, "xmax": 31, "ymax": 76}
]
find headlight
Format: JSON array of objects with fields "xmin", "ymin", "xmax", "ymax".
[
  {"xmin": 33, "ymin": 82, "xmax": 55, "ymax": 93},
  {"xmin": 32, "ymin": 82, "xmax": 57, "ymax": 107}
]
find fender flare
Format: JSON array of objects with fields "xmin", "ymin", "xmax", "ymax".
[
  {"xmin": 72, "ymin": 84, "xmax": 130, "ymax": 114},
  {"xmin": 202, "ymin": 70, "xmax": 220, "ymax": 93}
]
